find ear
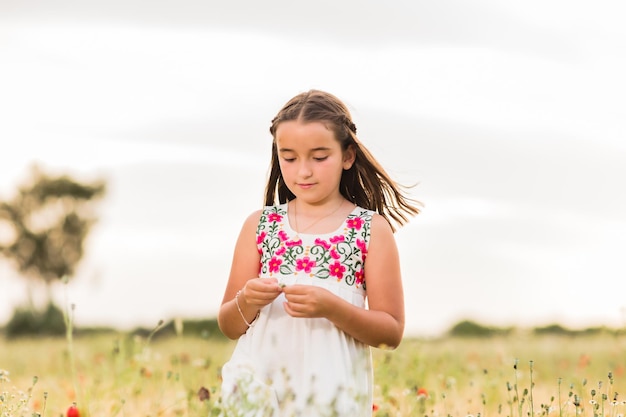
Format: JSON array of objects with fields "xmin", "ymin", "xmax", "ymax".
[{"xmin": 342, "ymin": 144, "xmax": 356, "ymax": 170}]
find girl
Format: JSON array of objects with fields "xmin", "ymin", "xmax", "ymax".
[{"xmin": 218, "ymin": 90, "xmax": 420, "ymax": 416}]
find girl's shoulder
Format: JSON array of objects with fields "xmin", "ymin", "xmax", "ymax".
[
  {"xmin": 368, "ymin": 211, "xmax": 395, "ymax": 239},
  {"xmin": 238, "ymin": 209, "xmax": 265, "ymax": 234}
]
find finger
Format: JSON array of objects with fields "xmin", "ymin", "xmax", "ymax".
[
  {"xmin": 283, "ymin": 301, "xmax": 302, "ymax": 317},
  {"xmin": 281, "ymin": 285, "xmax": 305, "ymax": 295},
  {"xmin": 260, "ymin": 277, "xmax": 279, "ymax": 285},
  {"xmin": 259, "ymin": 279, "xmax": 282, "ymax": 292},
  {"xmin": 248, "ymin": 280, "xmax": 281, "ymax": 295}
]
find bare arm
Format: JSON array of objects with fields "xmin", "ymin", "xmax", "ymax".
[
  {"xmin": 217, "ymin": 210, "xmax": 282, "ymax": 339},
  {"xmin": 282, "ymin": 214, "xmax": 405, "ymax": 348}
]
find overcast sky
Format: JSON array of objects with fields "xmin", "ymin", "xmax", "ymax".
[{"xmin": 1, "ymin": 0, "xmax": 625, "ymax": 336}]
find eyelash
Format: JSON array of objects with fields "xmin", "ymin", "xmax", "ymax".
[{"xmin": 282, "ymin": 157, "xmax": 328, "ymax": 162}]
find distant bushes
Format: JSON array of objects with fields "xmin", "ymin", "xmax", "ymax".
[
  {"xmin": 4, "ymin": 303, "xmax": 66, "ymax": 338},
  {"xmin": 532, "ymin": 323, "xmax": 612, "ymax": 337},
  {"xmin": 447, "ymin": 319, "xmax": 620, "ymax": 338},
  {"xmin": 447, "ymin": 320, "xmax": 513, "ymax": 337},
  {"xmin": 3, "ymin": 310, "xmax": 621, "ymax": 340},
  {"xmin": 130, "ymin": 318, "xmax": 224, "ymax": 340},
  {"xmin": 1, "ymin": 306, "xmax": 226, "ymax": 340}
]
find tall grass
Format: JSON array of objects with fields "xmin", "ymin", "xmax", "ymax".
[{"xmin": 2, "ymin": 330, "xmax": 626, "ymax": 416}]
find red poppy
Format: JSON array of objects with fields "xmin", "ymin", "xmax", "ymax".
[
  {"xmin": 417, "ymin": 387, "xmax": 429, "ymax": 398},
  {"xmin": 67, "ymin": 404, "xmax": 80, "ymax": 417}
]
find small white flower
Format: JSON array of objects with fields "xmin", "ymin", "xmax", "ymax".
[{"xmin": 0, "ymin": 370, "xmax": 10, "ymax": 383}]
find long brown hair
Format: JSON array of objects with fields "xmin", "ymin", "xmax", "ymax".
[{"xmin": 265, "ymin": 90, "xmax": 420, "ymax": 231}]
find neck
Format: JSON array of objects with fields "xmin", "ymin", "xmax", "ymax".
[{"xmin": 292, "ymin": 198, "xmax": 346, "ymax": 235}]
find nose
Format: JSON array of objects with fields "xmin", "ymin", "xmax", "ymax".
[{"xmin": 297, "ymin": 160, "xmax": 313, "ymax": 178}]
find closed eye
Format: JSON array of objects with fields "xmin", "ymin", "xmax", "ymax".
[{"xmin": 313, "ymin": 156, "xmax": 328, "ymax": 161}]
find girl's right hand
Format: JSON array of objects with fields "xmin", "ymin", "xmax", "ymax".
[{"xmin": 241, "ymin": 277, "xmax": 283, "ymax": 309}]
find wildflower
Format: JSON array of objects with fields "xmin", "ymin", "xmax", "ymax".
[
  {"xmin": 0, "ymin": 369, "xmax": 9, "ymax": 383},
  {"xmin": 577, "ymin": 354, "xmax": 591, "ymax": 369},
  {"xmin": 67, "ymin": 404, "xmax": 80, "ymax": 417},
  {"xmin": 372, "ymin": 403, "xmax": 379, "ymax": 411},
  {"xmin": 417, "ymin": 387, "xmax": 429, "ymax": 398}
]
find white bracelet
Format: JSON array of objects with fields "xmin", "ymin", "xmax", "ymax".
[{"xmin": 235, "ymin": 289, "xmax": 259, "ymax": 327}]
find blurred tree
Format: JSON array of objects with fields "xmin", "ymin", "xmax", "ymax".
[
  {"xmin": 0, "ymin": 165, "xmax": 106, "ymax": 310},
  {"xmin": 448, "ymin": 319, "xmax": 513, "ymax": 338}
]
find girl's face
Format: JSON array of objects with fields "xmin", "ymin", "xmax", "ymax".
[{"xmin": 275, "ymin": 120, "xmax": 355, "ymax": 205}]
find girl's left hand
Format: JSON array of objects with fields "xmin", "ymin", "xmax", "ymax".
[{"xmin": 281, "ymin": 285, "xmax": 334, "ymax": 318}]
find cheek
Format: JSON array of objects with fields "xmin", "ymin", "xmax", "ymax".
[{"xmin": 278, "ymin": 161, "xmax": 294, "ymax": 177}]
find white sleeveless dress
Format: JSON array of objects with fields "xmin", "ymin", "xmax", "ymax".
[{"xmin": 220, "ymin": 203, "xmax": 374, "ymax": 417}]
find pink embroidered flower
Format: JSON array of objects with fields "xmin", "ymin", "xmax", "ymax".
[
  {"xmin": 355, "ymin": 269, "xmax": 364, "ymax": 286},
  {"xmin": 256, "ymin": 231, "xmax": 267, "ymax": 244},
  {"xmin": 314, "ymin": 238, "xmax": 331, "ymax": 250},
  {"xmin": 356, "ymin": 238, "xmax": 368, "ymax": 254},
  {"xmin": 268, "ymin": 213, "xmax": 282, "ymax": 223},
  {"xmin": 329, "ymin": 261, "xmax": 346, "ymax": 280},
  {"xmin": 278, "ymin": 230, "xmax": 289, "ymax": 241},
  {"xmin": 347, "ymin": 217, "xmax": 364, "ymax": 230},
  {"xmin": 286, "ymin": 239, "xmax": 302, "ymax": 247},
  {"xmin": 296, "ymin": 256, "xmax": 316, "ymax": 273},
  {"xmin": 268, "ymin": 257, "xmax": 282, "ymax": 273},
  {"xmin": 275, "ymin": 246, "xmax": 286, "ymax": 256},
  {"xmin": 329, "ymin": 235, "xmax": 345, "ymax": 244},
  {"xmin": 330, "ymin": 249, "xmax": 340, "ymax": 260}
]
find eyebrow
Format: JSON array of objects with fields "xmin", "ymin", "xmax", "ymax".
[{"xmin": 278, "ymin": 146, "xmax": 332, "ymax": 152}]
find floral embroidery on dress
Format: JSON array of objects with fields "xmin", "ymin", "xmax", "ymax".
[{"xmin": 257, "ymin": 204, "xmax": 372, "ymax": 288}]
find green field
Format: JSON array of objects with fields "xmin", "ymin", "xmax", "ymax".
[{"xmin": 2, "ymin": 331, "xmax": 626, "ymax": 416}]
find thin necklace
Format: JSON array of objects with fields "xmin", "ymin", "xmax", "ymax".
[{"xmin": 293, "ymin": 199, "xmax": 345, "ymax": 239}]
